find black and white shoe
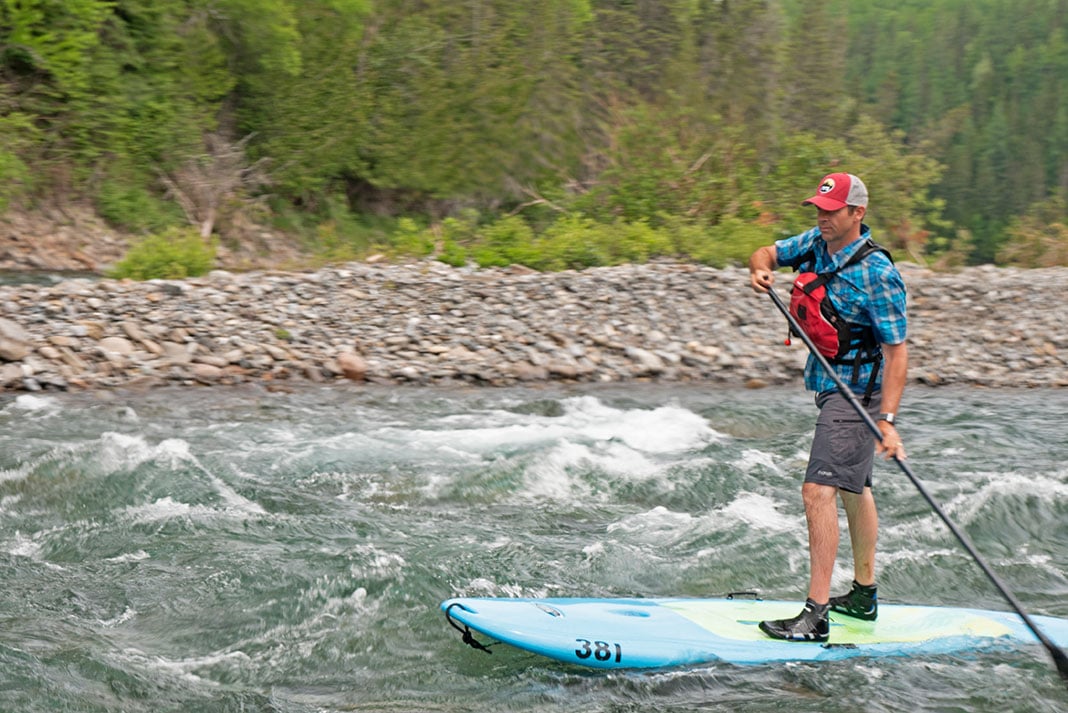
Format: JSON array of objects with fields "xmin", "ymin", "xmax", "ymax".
[
  {"xmin": 829, "ymin": 580, "xmax": 878, "ymax": 621},
  {"xmin": 759, "ymin": 599, "xmax": 830, "ymax": 642}
]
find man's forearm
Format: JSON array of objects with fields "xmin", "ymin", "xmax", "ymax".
[{"xmin": 879, "ymin": 341, "xmax": 909, "ymax": 414}]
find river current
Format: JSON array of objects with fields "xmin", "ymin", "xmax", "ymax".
[{"xmin": 1, "ymin": 383, "xmax": 1066, "ymax": 712}]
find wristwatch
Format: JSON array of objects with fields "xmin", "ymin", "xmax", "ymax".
[{"xmin": 878, "ymin": 413, "xmax": 896, "ymax": 425}]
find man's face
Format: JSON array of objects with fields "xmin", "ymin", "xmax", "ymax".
[{"xmin": 816, "ymin": 205, "xmax": 865, "ymax": 244}]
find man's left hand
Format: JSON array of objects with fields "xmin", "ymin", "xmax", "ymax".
[{"xmin": 876, "ymin": 421, "xmax": 905, "ymax": 460}]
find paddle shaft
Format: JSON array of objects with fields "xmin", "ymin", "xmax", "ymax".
[{"xmin": 766, "ymin": 286, "xmax": 1068, "ymax": 682}]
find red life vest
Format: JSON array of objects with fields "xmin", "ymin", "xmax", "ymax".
[
  {"xmin": 790, "ymin": 270, "xmax": 862, "ymax": 360},
  {"xmin": 788, "ymin": 239, "xmax": 892, "ymax": 402}
]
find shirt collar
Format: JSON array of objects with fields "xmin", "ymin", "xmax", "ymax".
[{"xmin": 825, "ymin": 224, "xmax": 872, "ymax": 270}]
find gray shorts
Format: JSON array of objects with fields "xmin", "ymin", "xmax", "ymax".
[{"xmin": 805, "ymin": 391, "xmax": 882, "ymax": 494}]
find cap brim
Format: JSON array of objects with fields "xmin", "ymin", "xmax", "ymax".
[{"xmin": 802, "ymin": 195, "xmax": 848, "ymax": 210}]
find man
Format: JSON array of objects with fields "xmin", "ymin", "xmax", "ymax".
[{"xmin": 747, "ymin": 172, "xmax": 908, "ymax": 642}]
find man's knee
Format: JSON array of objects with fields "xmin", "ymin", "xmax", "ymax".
[{"xmin": 802, "ymin": 482, "xmax": 837, "ymax": 511}]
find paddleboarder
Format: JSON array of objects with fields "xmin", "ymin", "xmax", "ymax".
[{"xmin": 747, "ymin": 173, "xmax": 909, "ymax": 642}]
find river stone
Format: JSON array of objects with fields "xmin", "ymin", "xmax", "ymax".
[
  {"xmin": 0, "ymin": 318, "xmax": 30, "ymax": 361},
  {"xmin": 99, "ymin": 337, "xmax": 135, "ymax": 355},
  {"xmin": 0, "ymin": 259, "xmax": 1066, "ymax": 392},
  {"xmin": 337, "ymin": 352, "xmax": 367, "ymax": 381}
]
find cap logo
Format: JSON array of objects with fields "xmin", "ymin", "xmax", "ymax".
[{"xmin": 819, "ymin": 178, "xmax": 836, "ymax": 194}]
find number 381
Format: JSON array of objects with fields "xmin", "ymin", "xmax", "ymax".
[{"xmin": 574, "ymin": 638, "xmax": 623, "ymax": 663}]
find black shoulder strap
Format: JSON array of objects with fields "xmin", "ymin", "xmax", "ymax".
[
  {"xmin": 793, "ymin": 238, "xmax": 891, "ymax": 275},
  {"xmin": 840, "ymin": 239, "xmax": 893, "ymax": 270},
  {"xmin": 792, "ymin": 248, "xmax": 815, "ymax": 272},
  {"xmin": 797, "ymin": 238, "xmax": 892, "ymax": 295}
]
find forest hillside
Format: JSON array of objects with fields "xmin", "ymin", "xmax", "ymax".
[{"xmin": 1, "ymin": 0, "xmax": 1066, "ymax": 275}]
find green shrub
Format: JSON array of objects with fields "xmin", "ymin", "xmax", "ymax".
[
  {"xmin": 95, "ymin": 179, "xmax": 182, "ymax": 233},
  {"xmin": 383, "ymin": 216, "xmax": 436, "ymax": 258},
  {"xmin": 0, "ymin": 113, "xmax": 38, "ymax": 211},
  {"xmin": 292, "ymin": 196, "xmax": 395, "ymax": 264},
  {"xmin": 437, "ymin": 237, "xmax": 468, "ymax": 267},
  {"xmin": 110, "ymin": 228, "xmax": 216, "ymax": 280},
  {"xmin": 430, "ymin": 212, "xmax": 686, "ymax": 271},
  {"xmin": 469, "ymin": 215, "xmax": 538, "ymax": 267},
  {"xmin": 693, "ymin": 217, "xmax": 775, "ymax": 267},
  {"xmin": 996, "ymin": 196, "xmax": 1068, "ymax": 267}
]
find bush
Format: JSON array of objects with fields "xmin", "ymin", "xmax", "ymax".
[
  {"xmin": 95, "ymin": 179, "xmax": 182, "ymax": 233},
  {"xmin": 692, "ymin": 217, "xmax": 775, "ymax": 267},
  {"xmin": 110, "ymin": 228, "xmax": 216, "ymax": 280},
  {"xmin": 383, "ymin": 216, "xmax": 436, "ymax": 258},
  {"xmin": 452, "ymin": 213, "xmax": 679, "ymax": 271},
  {"xmin": 996, "ymin": 196, "xmax": 1068, "ymax": 267},
  {"xmin": 469, "ymin": 215, "xmax": 539, "ymax": 267}
]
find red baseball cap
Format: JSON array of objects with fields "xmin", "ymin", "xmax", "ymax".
[{"xmin": 802, "ymin": 173, "xmax": 868, "ymax": 210}]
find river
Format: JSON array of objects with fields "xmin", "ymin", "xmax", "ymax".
[{"xmin": 1, "ymin": 383, "xmax": 1066, "ymax": 712}]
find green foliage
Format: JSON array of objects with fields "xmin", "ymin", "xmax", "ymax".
[
  {"xmin": 294, "ymin": 196, "xmax": 387, "ymax": 263},
  {"xmin": 416, "ymin": 213, "xmax": 679, "ymax": 272},
  {"xmin": 381, "ymin": 217, "xmax": 436, "ymax": 259},
  {"xmin": 470, "ymin": 216, "xmax": 541, "ymax": 268},
  {"xmin": 110, "ymin": 228, "xmax": 216, "ymax": 280},
  {"xmin": 0, "ymin": 113, "xmax": 38, "ymax": 209},
  {"xmin": 692, "ymin": 217, "xmax": 776, "ymax": 267},
  {"xmin": 3, "ymin": 0, "xmax": 1068, "ymax": 268},
  {"xmin": 839, "ymin": 116, "xmax": 949, "ymax": 260},
  {"xmin": 996, "ymin": 197, "xmax": 1068, "ymax": 268},
  {"xmin": 0, "ymin": 147, "xmax": 30, "ymax": 211},
  {"xmin": 95, "ymin": 175, "xmax": 182, "ymax": 233},
  {"xmin": 843, "ymin": 0, "xmax": 1068, "ymax": 263},
  {"xmin": 0, "ymin": 0, "xmax": 111, "ymax": 94}
]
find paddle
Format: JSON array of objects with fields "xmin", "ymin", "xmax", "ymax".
[{"xmin": 765, "ymin": 286, "xmax": 1068, "ymax": 684}]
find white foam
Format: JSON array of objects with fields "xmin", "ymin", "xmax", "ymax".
[
  {"xmin": 125, "ymin": 496, "xmax": 199, "ymax": 522},
  {"xmin": 99, "ymin": 606, "xmax": 137, "ymax": 627},
  {"xmin": 946, "ymin": 470, "xmax": 1068, "ymax": 523},
  {"xmin": 107, "ymin": 550, "xmax": 150, "ymax": 563},
  {"xmin": 885, "ymin": 468, "xmax": 1068, "ymax": 541},
  {"xmin": 557, "ymin": 396, "xmax": 720, "ymax": 453},
  {"xmin": 607, "ymin": 506, "xmax": 695, "ymax": 544},
  {"xmin": 207, "ymin": 475, "xmax": 266, "ymax": 515},
  {"xmin": 7, "ymin": 532, "xmax": 43, "ymax": 559},
  {"xmin": 378, "ymin": 395, "xmax": 719, "ymax": 460},
  {"xmin": 456, "ymin": 578, "xmax": 550, "ymax": 599},
  {"xmin": 713, "ymin": 492, "xmax": 798, "ymax": 533},
  {"xmin": 582, "ymin": 541, "xmax": 606, "ymax": 559},
  {"xmin": 605, "ymin": 494, "xmax": 798, "ymax": 548},
  {"xmin": 732, "ymin": 449, "xmax": 782, "ymax": 474},
  {"xmin": 11, "ymin": 394, "xmax": 57, "ymax": 412},
  {"xmin": 0, "ymin": 466, "xmax": 28, "ymax": 484},
  {"xmin": 97, "ymin": 433, "xmax": 193, "ymax": 472},
  {"xmin": 522, "ymin": 439, "xmax": 662, "ymax": 501},
  {"xmin": 351, "ymin": 545, "xmax": 406, "ymax": 578},
  {"xmin": 113, "ymin": 647, "xmax": 250, "ymax": 685}
]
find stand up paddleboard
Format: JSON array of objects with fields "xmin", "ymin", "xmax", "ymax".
[{"xmin": 441, "ymin": 595, "xmax": 1068, "ymax": 668}]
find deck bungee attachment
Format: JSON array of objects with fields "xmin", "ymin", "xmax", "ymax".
[{"xmin": 444, "ymin": 602, "xmax": 495, "ymax": 654}]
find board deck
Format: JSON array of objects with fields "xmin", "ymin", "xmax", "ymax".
[{"xmin": 441, "ymin": 596, "xmax": 1068, "ymax": 668}]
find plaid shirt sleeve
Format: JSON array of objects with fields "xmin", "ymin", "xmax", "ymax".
[
  {"xmin": 774, "ymin": 228, "xmax": 820, "ymax": 269},
  {"xmin": 861, "ymin": 255, "xmax": 908, "ymax": 345}
]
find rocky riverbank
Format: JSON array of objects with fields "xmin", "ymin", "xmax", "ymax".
[{"xmin": 1, "ymin": 260, "xmax": 1066, "ymax": 393}]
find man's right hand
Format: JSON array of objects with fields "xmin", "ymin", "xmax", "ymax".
[
  {"xmin": 750, "ymin": 268, "xmax": 774, "ymax": 293},
  {"xmin": 748, "ymin": 246, "xmax": 778, "ymax": 293}
]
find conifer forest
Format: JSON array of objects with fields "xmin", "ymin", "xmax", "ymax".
[{"xmin": 2, "ymin": 0, "xmax": 1066, "ymax": 271}]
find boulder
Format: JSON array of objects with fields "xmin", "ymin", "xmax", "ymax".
[
  {"xmin": 0, "ymin": 318, "xmax": 30, "ymax": 361},
  {"xmin": 337, "ymin": 351, "xmax": 368, "ymax": 381}
]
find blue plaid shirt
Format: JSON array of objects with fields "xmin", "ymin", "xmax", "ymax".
[{"xmin": 775, "ymin": 225, "xmax": 907, "ymax": 394}]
